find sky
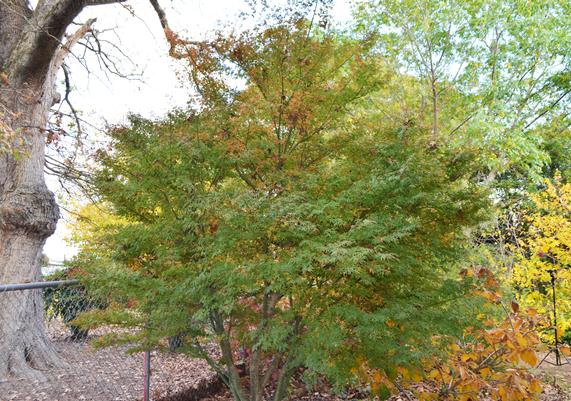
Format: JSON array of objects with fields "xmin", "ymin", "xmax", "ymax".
[{"xmin": 43, "ymin": 0, "xmax": 353, "ymax": 263}]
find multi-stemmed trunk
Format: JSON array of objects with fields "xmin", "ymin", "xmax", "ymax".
[{"xmin": 207, "ymin": 307, "xmax": 301, "ymax": 401}]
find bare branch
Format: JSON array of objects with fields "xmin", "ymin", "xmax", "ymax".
[
  {"xmin": 149, "ymin": 0, "xmax": 170, "ymax": 31},
  {"xmin": 60, "ymin": 63, "xmax": 83, "ymax": 139},
  {"xmin": 52, "ymin": 18, "xmax": 97, "ymax": 78},
  {"xmin": 84, "ymin": 0, "xmax": 126, "ymax": 5},
  {"xmin": 5, "ymin": 0, "xmax": 124, "ymax": 85}
]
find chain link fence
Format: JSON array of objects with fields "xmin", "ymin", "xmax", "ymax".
[{"xmin": 0, "ymin": 277, "xmax": 216, "ymax": 401}]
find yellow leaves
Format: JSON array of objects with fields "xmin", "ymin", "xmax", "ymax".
[
  {"xmin": 511, "ymin": 176, "xmax": 571, "ymax": 345},
  {"xmin": 519, "ymin": 349, "xmax": 538, "ymax": 366},
  {"xmin": 528, "ymin": 378, "xmax": 542, "ymax": 394},
  {"xmin": 359, "ymin": 366, "xmax": 395, "ymax": 397},
  {"xmin": 496, "ymin": 385, "xmax": 509, "ymax": 401},
  {"xmin": 396, "ymin": 366, "xmax": 416, "ymax": 380},
  {"xmin": 416, "ymin": 392, "xmax": 438, "ymax": 401},
  {"xmin": 409, "ymin": 369, "xmax": 423, "ymax": 382},
  {"xmin": 0, "ymin": 72, "xmax": 8, "ymax": 85},
  {"xmin": 351, "ymin": 356, "xmax": 396, "ymax": 398},
  {"xmin": 427, "ymin": 369, "xmax": 440, "ymax": 380},
  {"xmin": 514, "ymin": 332, "xmax": 528, "ymax": 348}
]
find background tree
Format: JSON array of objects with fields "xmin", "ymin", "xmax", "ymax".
[
  {"xmin": 0, "ymin": 0, "xmax": 170, "ymax": 380},
  {"xmin": 357, "ymin": 0, "xmax": 570, "ymax": 185},
  {"xmin": 511, "ymin": 174, "xmax": 571, "ymax": 342}
]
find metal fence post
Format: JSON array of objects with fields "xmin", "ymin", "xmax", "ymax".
[{"xmin": 143, "ymin": 350, "xmax": 151, "ymax": 401}]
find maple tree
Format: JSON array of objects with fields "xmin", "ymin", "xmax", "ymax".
[
  {"xmin": 71, "ymin": 17, "xmax": 495, "ymax": 401},
  {"xmin": 58, "ymin": 1, "xmax": 571, "ymax": 400}
]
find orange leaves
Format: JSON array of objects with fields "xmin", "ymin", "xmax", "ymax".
[
  {"xmin": 407, "ymin": 268, "xmax": 544, "ymax": 400},
  {"xmin": 224, "ymin": 137, "xmax": 246, "ymax": 155},
  {"xmin": 351, "ymin": 359, "xmax": 395, "ymax": 398},
  {"xmin": 419, "ymin": 308, "xmax": 543, "ymax": 400},
  {"xmin": 350, "ymin": 269, "xmax": 544, "ymax": 401},
  {"xmin": 419, "ymin": 349, "xmax": 541, "ymax": 399},
  {"xmin": 284, "ymin": 91, "xmax": 314, "ymax": 133}
]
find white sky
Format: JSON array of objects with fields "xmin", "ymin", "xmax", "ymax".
[{"xmin": 43, "ymin": 0, "xmax": 353, "ymax": 263}]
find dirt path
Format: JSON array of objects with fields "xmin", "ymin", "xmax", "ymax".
[{"xmin": 535, "ymin": 352, "xmax": 571, "ymax": 401}]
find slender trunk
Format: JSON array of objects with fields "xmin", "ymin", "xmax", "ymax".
[
  {"xmin": 431, "ymin": 78, "xmax": 438, "ymax": 144},
  {"xmin": 221, "ymin": 338, "xmax": 248, "ymax": 401},
  {"xmin": 249, "ymin": 290, "xmax": 279, "ymax": 401},
  {"xmin": 211, "ymin": 311, "xmax": 248, "ymax": 401},
  {"xmin": 273, "ymin": 359, "xmax": 295, "ymax": 401},
  {"xmin": 273, "ymin": 316, "xmax": 302, "ymax": 401},
  {"xmin": 249, "ymin": 348, "xmax": 263, "ymax": 401}
]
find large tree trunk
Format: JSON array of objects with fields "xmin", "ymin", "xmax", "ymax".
[
  {"xmin": 0, "ymin": 74, "xmax": 65, "ymax": 380},
  {"xmin": 0, "ymin": 0, "xmax": 125, "ymax": 380}
]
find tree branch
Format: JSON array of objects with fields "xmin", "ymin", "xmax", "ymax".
[
  {"xmin": 84, "ymin": 0, "xmax": 126, "ymax": 5},
  {"xmin": 5, "ymin": 0, "xmax": 124, "ymax": 85},
  {"xmin": 149, "ymin": 0, "xmax": 170, "ymax": 31}
]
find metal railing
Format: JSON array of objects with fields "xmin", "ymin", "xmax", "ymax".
[{"xmin": 0, "ymin": 279, "xmax": 80, "ymax": 292}]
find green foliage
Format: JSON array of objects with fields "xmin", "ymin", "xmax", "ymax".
[
  {"xmin": 73, "ymin": 16, "xmax": 491, "ymax": 401},
  {"xmin": 356, "ymin": 0, "xmax": 571, "ymax": 185},
  {"xmin": 356, "ymin": 5, "xmax": 570, "ymax": 361}
]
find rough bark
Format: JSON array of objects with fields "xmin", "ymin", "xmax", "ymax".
[
  {"xmin": 0, "ymin": 0, "xmax": 122, "ymax": 380},
  {"xmin": 0, "ymin": 42, "xmax": 64, "ymax": 381}
]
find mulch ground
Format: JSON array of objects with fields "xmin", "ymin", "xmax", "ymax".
[
  {"xmin": 0, "ymin": 320, "xmax": 216, "ymax": 401},
  {"xmin": 1, "ymin": 321, "xmax": 570, "ymax": 401}
]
